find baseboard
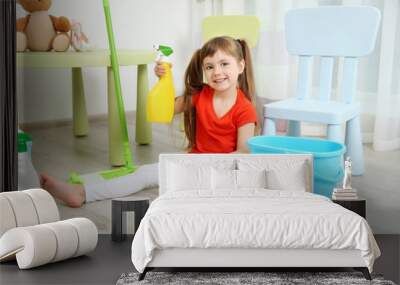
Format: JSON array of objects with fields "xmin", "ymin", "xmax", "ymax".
[{"xmin": 20, "ymin": 111, "xmax": 136, "ymax": 131}]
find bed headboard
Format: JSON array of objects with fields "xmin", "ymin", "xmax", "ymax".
[{"xmin": 158, "ymin": 153, "xmax": 313, "ymax": 195}]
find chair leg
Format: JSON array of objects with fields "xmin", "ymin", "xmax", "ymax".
[
  {"xmin": 287, "ymin": 120, "xmax": 301, "ymax": 136},
  {"xmin": 262, "ymin": 118, "xmax": 276, "ymax": 135},
  {"xmin": 345, "ymin": 116, "xmax": 364, "ymax": 175},
  {"xmin": 327, "ymin": 124, "xmax": 342, "ymax": 142}
]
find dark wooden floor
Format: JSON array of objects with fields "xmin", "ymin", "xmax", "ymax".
[
  {"xmin": 0, "ymin": 235, "xmax": 398, "ymax": 285},
  {"xmin": 0, "ymin": 235, "xmax": 134, "ymax": 285}
]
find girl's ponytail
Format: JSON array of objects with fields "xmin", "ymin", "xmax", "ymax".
[
  {"xmin": 237, "ymin": 39, "xmax": 256, "ymax": 104},
  {"xmin": 183, "ymin": 49, "xmax": 203, "ymax": 150},
  {"xmin": 237, "ymin": 38, "xmax": 261, "ymax": 134}
]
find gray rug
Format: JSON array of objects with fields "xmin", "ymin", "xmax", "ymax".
[{"xmin": 116, "ymin": 271, "xmax": 396, "ymax": 285}]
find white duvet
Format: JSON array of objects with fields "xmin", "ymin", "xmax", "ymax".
[{"xmin": 131, "ymin": 190, "xmax": 380, "ymax": 273}]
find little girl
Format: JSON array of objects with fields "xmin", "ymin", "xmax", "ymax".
[{"xmin": 41, "ymin": 36, "xmax": 258, "ymax": 207}]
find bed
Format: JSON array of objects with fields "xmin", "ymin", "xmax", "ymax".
[{"xmin": 131, "ymin": 154, "xmax": 380, "ymax": 280}]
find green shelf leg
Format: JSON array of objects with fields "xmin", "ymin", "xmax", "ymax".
[
  {"xmin": 135, "ymin": 64, "xmax": 152, "ymax": 145},
  {"xmin": 108, "ymin": 66, "xmax": 125, "ymax": 166},
  {"xmin": 72, "ymin": 67, "xmax": 89, "ymax": 137}
]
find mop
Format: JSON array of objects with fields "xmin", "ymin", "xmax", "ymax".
[{"xmin": 68, "ymin": 0, "xmax": 137, "ymax": 185}]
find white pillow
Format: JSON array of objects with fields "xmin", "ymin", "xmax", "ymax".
[
  {"xmin": 236, "ymin": 169, "xmax": 267, "ymax": 188},
  {"xmin": 237, "ymin": 158, "xmax": 309, "ymax": 192},
  {"xmin": 211, "ymin": 169, "xmax": 268, "ymax": 190},
  {"xmin": 211, "ymin": 168, "xmax": 237, "ymax": 190},
  {"xmin": 266, "ymin": 164, "xmax": 307, "ymax": 191},
  {"xmin": 167, "ymin": 162, "xmax": 211, "ymax": 191}
]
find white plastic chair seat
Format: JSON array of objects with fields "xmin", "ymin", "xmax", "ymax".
[{"xmin": 264, "ymin": 99, "xmax": 360, "ymax": 124}]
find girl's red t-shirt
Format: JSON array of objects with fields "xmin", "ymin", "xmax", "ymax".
[{"xmin": 190, "ymin": 85, "xmax": 257, "ymax": 153}]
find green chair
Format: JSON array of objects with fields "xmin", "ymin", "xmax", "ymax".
[{"xmin": 202, "ymin": 15, "xmax": 260, "ymax": 48}]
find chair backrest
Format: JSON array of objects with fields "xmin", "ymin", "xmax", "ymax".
[
  {"xmin": 202, "ymin": 15, "xmax": 260, "ymax": 48},
  {"xmin": 285, "ymin": 6, "xmax": 381, "ymax": 103}
]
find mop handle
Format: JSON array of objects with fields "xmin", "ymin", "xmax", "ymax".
[{"xmin": 103, "ymin": 0, "xmax": 133, "ymax": 167}]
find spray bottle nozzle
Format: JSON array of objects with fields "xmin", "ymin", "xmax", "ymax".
[
  {"xmin": 153, "ymin": 44, "xmax": 173, "ymax": 59},
  {"xmin": 154, "ymin": 45, "xmax": 173, "ymax": 63},
  {"xmin": 158, "ymin": 45, "xmax": 173, "ymax": 56}
]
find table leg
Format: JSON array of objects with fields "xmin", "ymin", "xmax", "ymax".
[
  {"xmin": 107, "ymin": 67, "xmax": 124, "ymax": 166},
  {"xmin": 136, "ymin": 64, "xmax": 152, "ymax": 144},
  {"xmin": 72, "ymin": 67, "xmax": 89, "ymax": 137},
  {"xmin": 112, "ymin": 200, "xmax": 125, "ymax": 242}
]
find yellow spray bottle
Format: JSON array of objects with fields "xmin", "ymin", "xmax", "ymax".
[{"xmin": 146, "ymin": 45, "xmax": 175, "ymax": 123}]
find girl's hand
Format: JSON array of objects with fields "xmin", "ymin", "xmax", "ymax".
[{"xmin": 154, "ymin": 61, "xmax": 172, "ymax": 78}]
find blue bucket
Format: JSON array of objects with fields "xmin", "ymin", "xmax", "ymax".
[{"xmin": 247, "ymin": 136, "xmax": 346, "ymax": 198}]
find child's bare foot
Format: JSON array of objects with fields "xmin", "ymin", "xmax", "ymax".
[{"xmin": 40, "ymin": 174, "xmax": 86, "ymax": 208}]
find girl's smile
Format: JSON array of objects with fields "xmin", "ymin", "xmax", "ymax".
[{"xmin": 203, "ymin": 50, "xmax": 244, "ymax": 96}]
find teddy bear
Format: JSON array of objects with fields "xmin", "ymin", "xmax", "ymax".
[{"xmin": 16, "ymin": 0, "xmax": 71, "ymax": 52}]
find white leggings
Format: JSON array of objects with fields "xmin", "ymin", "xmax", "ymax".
[{"xmin": 84, "ymin": 163, "xmax": 159, "ymax": 202}]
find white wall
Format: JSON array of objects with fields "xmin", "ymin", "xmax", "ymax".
[{"xmin": 17, "ymin": 0, "xmax": 194, "ymax": 124}]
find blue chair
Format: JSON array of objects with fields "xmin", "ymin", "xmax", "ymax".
[{"xmin": 262, "ymin": 6, "xmax": 381, "ymax": 175}]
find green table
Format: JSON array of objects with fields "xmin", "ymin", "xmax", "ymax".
[{"xmin": 17, "ymin": 49, "xmax": 156, "ymax": 166}]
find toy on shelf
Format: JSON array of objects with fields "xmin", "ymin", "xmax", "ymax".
[
  {"xmin": 71, "ymin": 20, "xmax": 92, "ymax": 52},
  {"xmin": 16, "ymin": 0, "xmax": 71, "ymax": 52},
  {"xmin": 146, "ymin": 45, "xmax": 175, "ymax": 124}
]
